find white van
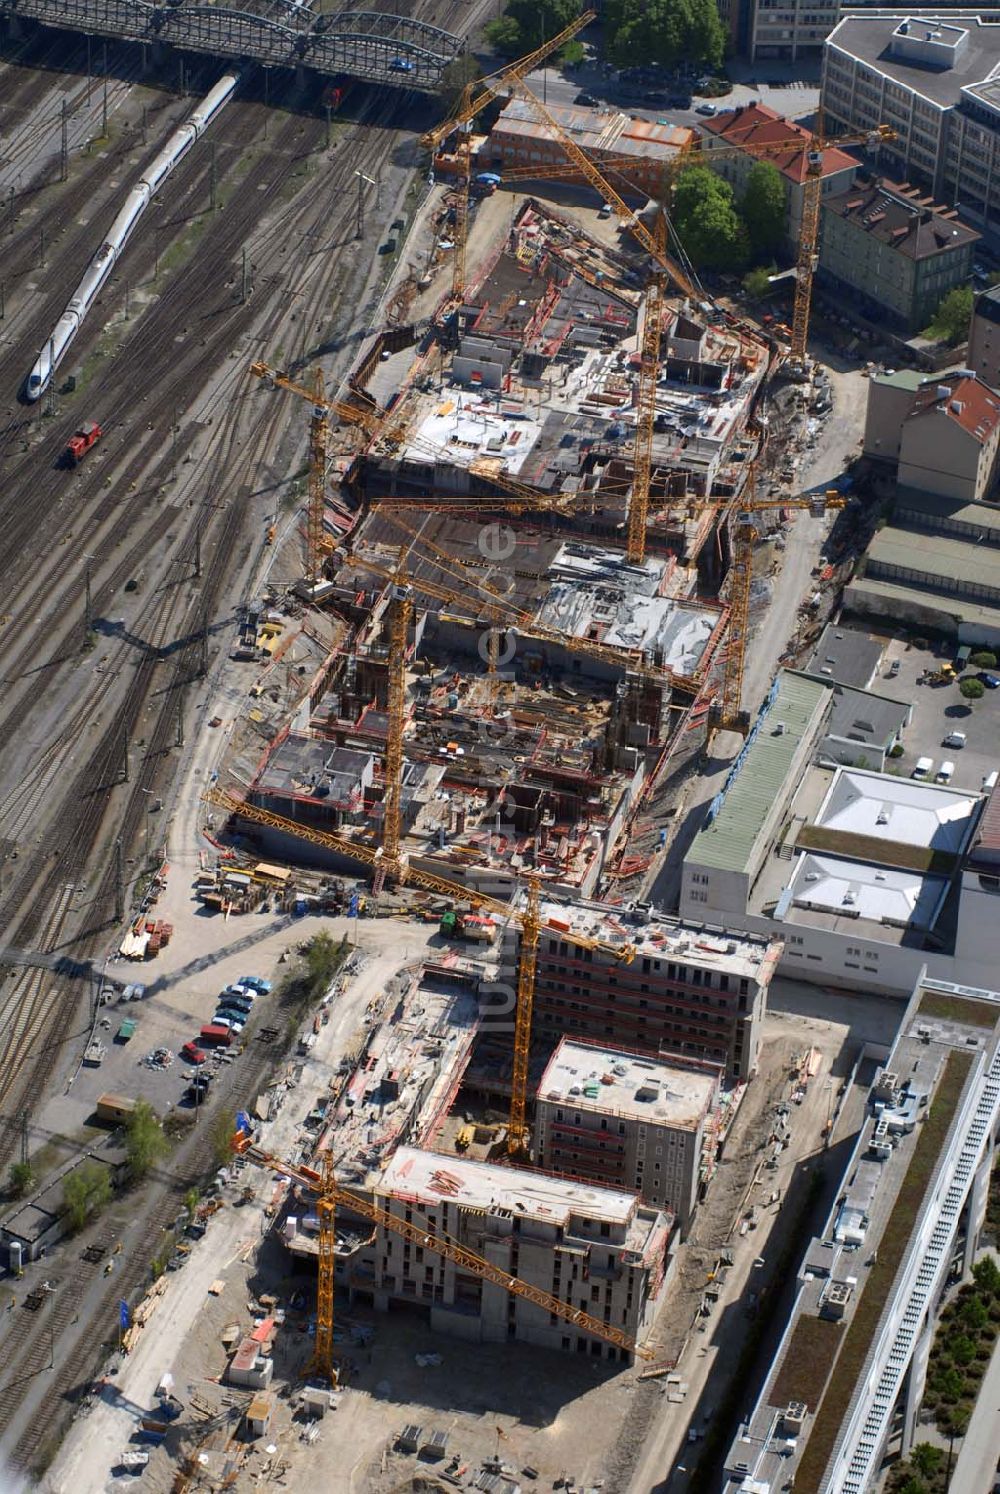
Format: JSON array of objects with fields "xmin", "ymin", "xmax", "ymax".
[
  {"xmin": 912, "ymin": 757, "xmax": 934, "ymax": 779},
  {"xmin": 983, "ymin": 770, "xmax": 998, "ymax": 792},
  {"xmin": 936, "ymin": 760, "xmax": 955, "ymax": 783},
  {"xmin": 942, "ymin": 730, "xmax": 967, "ymax": 749}
]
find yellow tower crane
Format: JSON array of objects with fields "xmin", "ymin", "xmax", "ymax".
[
  {"xmin": 661, "ymin": 125, "xmax": 897, "ymax": 365},
  {"xmin": 374, "ymin": 555, "xmax": 412, "ymax": 894},
  {"xmin": 708, "ymin": 484, "xmax": 846, "ymax": 737},
  {"xmin": 248, "ymin": 359, "xmax": 383, "ymax": 581},
  {"xmin": 206, "ymin": 787, "xmax": 632, "ymax": 1156},
  {"xmin": 419, "ymin": 11, "xmax": 597, "ymax": 299},
  {"xmin": 232, "ymin": 1130, "xmax": 653, "ymax": 1384}
]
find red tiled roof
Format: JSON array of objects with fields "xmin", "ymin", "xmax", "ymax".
[
  {"xmin": 907, "ymin": 374, "xmax": 1000, "ymax": 444},
  {"xmin": 699, "ymin": 102, "xmax": 857, "ymax": 185}
]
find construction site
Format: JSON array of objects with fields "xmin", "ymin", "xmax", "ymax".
[{"xmin": 0, "ymin": 3, "xmax": 902, "ymax": 1491}]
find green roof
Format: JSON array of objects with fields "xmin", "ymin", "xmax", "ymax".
[
  {"xmin": 684, "ymin": 671, "xmax": 828, "ymax": 875},
  {"xmin": 871, "ymin": 369, "xmax": 925, "ymax": 393},
  {"xmin": 868, "ymin": 526, "xmax": 1000, "ymax": 591}
]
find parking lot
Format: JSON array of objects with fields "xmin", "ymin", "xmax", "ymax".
[{"xmin": 875, "ymin": 637, "xmax": 1000, "ymax": 793}]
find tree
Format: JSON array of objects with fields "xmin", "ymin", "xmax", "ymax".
[
  {"xmin": 125, "ymin": 1100, "xmax": 169, "ymax": 1182},
  {"xmin": 924, "ymin": 284, "xmax": 974, "ymax": 344},
  {"xmin": 687, "ymin": 0, "xmax": 726, "ymax": 71},
  {"xmin": 743, "ymin": 264, "xmax": 776, "ymax": 299},
  {"xmin": 438, "ymin": 54, "xmax": 483, "ymax": 111},
  {"xmin": 671, "ymin": 166, "xmax": 748, "ymax": 271},
  {"xmin": 63, "ymin": 1160, "xmax": 111, "ymax": 1233},
  {"xmin": 605, "ymin": 0, "xmax": 722, "ymax": 70},
  {"xmin": 305, "ymin": 931, "xmax": 345, "ymax": 993},
  {"xmin": 741, "ymin": 161, "xmax": 787, "ymax": 261},
  {"xmin": 951, "ymin": 1332, "xmax": 976, "ymax": 1366},
  {"xmin": 910, "ymin": 1444, "xmax": 943, "ymax": 1478},
  {"xmin": 8, "ymin": 1161, "xmax": 33, "ymax": 1199},
  {"xmin": 960, "ymin": 676, "xmax": 985, "ymax": 699},
  {"xmin": 483, "ymin": 15, "xmax": 523, "ymax": 56},
  {"xmin": 973, "ymin": 1255, "xmax": 1000, "ymax": 1297},
  {"xmin": 211, "ymin": 1107, "xmax": 238, "ymax": 1167},
  {"xmin": 894, "ymin": 1477, "xmax": 928, "ymax": 1494},
  {"xmin": 958, "ymin": 1294, "xmax": 989, "ymax": 1332}
]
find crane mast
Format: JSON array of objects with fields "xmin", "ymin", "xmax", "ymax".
[
  {"xmin": 376, "ymin": 577, "xmax": 413, "ymax": 893},
  {"xmin": 232, "ymin": 1127, "xmax": 652, "ymax": 1385}
]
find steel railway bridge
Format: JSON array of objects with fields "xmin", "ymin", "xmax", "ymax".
[{"xmin": 0, "ymin": 0, "xmax": 464, "ymax": 89}]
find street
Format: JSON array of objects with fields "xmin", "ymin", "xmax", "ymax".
[{"xmin": 521, "ymin": 62, "xmax": 820, "ymax": 134}]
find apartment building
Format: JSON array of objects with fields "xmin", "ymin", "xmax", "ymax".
[
  {"xmin": 699, "ymin": 103, "xmax": 858, "ymax": 248},
  {"xmin": 500, "ymin": 898, "xmax": 781, "ymax": 1084},
  {"xmin": 819, "ymin": 177, "xmax": 978, "ymax": 329},
  {"xmin": 534, "ymin": 1038, "xmax": 722, "ymax": 1229},
  {"xmin": 968, "ymin": 281, "xmax": 1000, "ymax": 386},
  {"xmin": 823, "ymin": 14, "xmax": 1000, "ymax": 237},
  {"xmin": 369, "ymin": 1147, "xmax": 673, "ymax": 1362}
]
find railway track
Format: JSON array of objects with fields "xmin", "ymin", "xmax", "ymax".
[
  {"xmin": 0, "ymin": 81, "xmax": 416, "ymax": 1133},
  {"xmin": 0, "ymin": 18, "xmax": 468, "ymax": 1462}
]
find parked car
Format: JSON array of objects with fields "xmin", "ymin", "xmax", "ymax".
[
  {"xmin": 221, "ymin": 994, "xmax": 254, "ymax": 1014},
  {"xmin": 942, "ymin": 730, "xmax": 967, "ymax": 748},
  {"xmin": 223, "ymin": 983, "xmax": 253, "ymax": 1001},
  {"xmin": 936, "ymin": 760, "xmax": 956, "ymax": 783},
  {"xmin": 239, "ymin": 976, "xmax": 271, "ymax": 994},
  {"xmin": 181, "ymin": 1041, "xmax": 206, "ymax": 1065},
  {"xmin": 695, "ymin": 102, "xmax": 718, "ymax": 116},
  {"xmin": 575, "ymin": 91, "xmax": 599, "ymax": 106},
  {"xmin": 912, "ymin": 756, "xmax": 934, "ymax": 779},
  {"xmin": 978, "ymin": 671, "xmax": 1000, "ymax": 689}
]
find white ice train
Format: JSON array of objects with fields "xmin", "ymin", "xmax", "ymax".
[{"xmin": 25, "ymin": 71, "xmax": 240, "ymax": 402}]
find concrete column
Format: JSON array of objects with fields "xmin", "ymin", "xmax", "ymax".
[{"xmin": 901, "ymin": 1314, "xmax": 934, "ymax": 1456}]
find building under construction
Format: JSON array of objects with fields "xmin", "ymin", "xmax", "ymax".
[{"xmin": 346, "ymin": 200, "xmax": 768, "ymax": 568}]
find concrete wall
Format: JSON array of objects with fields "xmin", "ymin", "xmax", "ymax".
[
  {"xmin": 844, "ymin": 579, "xmax": 1000, "ymax": 649},
  {"xmin": 899, "ymin": 405, "xmax": 1000, "ymax": 504},
  {"xmin": 967, "ymin": 301, "xmax": 1000, "ymax": 392},
  {"xmin": 863, "ymin": 377, "xmax": 923, "ymax": 463}
]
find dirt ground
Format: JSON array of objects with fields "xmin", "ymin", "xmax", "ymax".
[{"xmin": 43, "ymin": 969, "xmax": 900, "ymax": 1494}]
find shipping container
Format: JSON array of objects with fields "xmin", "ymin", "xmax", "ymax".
[
  {"xmin": 96, "ymin": 1093, "xmax": 138, "ymax": 1124},
  {"xmin": 200, "ymin": 1024, "xmax": 233, "ymax": 1048}
]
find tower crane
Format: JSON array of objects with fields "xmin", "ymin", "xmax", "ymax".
[
  {"xmin": 231, "ymin": 1130, "xmax": 652, "ymax": 1384},
  {"xmin": 421, "ymin": 11, "xmax": 596, "ymax": 298},
  {"xmin": 204, "ymin": 787, "xmax": 633, "ymax": 1159},
  {"xmin": 660, "ymin": 125, "xmax": 896, "ymax": 365},
  {"xmin": 248, "ymin": 359, "xmax": 383, "ymax": 581},
  {"xmin": 707, "ymin": 483, "xmax": 846, "ymax": 738},
  {"xmin": 341, "ymin": 537, "xmax": 687, "ymax": 688}
]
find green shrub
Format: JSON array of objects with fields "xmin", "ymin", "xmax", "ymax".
[
  {"xmin": 8, "ymin": 1161, "xmax": 33, "ymax": 1198},
  {"xmin": 960, "ymin": 677, "xmax": 985, "ymax": 699},
  {"xmin": 970, "ymin": 650, "xmax": 997, "ymax": 668}
]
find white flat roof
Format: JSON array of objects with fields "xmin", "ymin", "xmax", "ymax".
[
  {"xmin": 404, "ymin": 394, "xmax": 543, "ymax": 474},
  {"xmin": 784, "ymin": 851, "xmax": 948, "ymax": 930},
  {"xmin": 536, "ymin": 895, "xmax": 777, "ymax": 978},
  {"xmin": 539, "ymin": 1038, "xmax": 718, "ymax": 1129},
  {"xmin": 815, "ymin": 767, "xmax": 980, "ymax": 853},
  {"xmin": 378, "ymin": 1145, "xmax": 638, "ymax": 1224}
]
